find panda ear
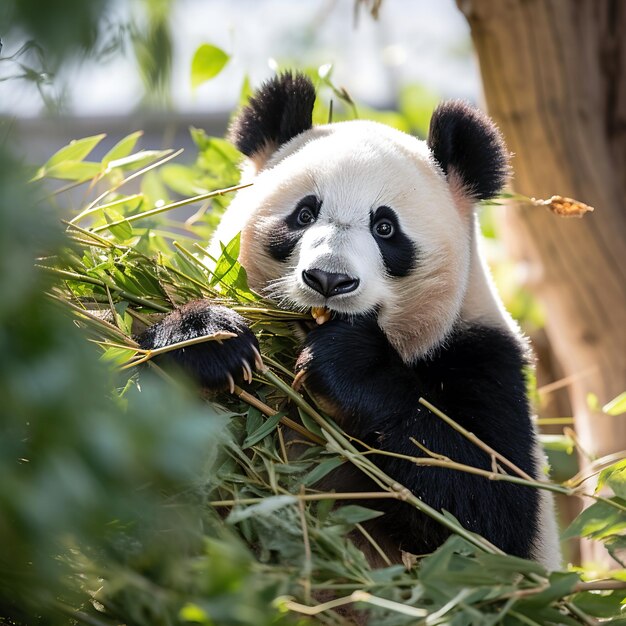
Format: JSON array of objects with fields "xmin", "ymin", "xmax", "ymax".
[
  {"xmin": 229, "ymin": 71, "xmax": 316, "ymax": 172},
  {"xmin": 427, "ymin": 101, "xmax": 509, "ymax": 202}
]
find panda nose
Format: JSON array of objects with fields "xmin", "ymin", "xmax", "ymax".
[{"xmin": 302, "ymin": 269, "xmax": 360, "ymax": 298}]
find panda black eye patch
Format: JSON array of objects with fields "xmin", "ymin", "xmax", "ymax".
[
  {"xmin": 267, "ymin": 195, "xmax": 321, "ymax": 262},
  {"xmin": 370, "ymin": 205, "xmax": 417, "ymax": 277}
]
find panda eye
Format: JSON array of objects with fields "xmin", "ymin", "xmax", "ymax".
[
  {"xmin": 296, "ymin": 205, "xmax": 316, "ymax": 226},
  {"xmin": 373, "ymin": 219, "xmax": 395, "ymax": 239}
]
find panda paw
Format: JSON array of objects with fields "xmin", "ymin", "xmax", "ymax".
[
  {"xmin": 294, "ymin": 315, "xmax": 386, "ymax": 400},
  {"xmin": 138, "ymin": 300, "xmax": 262, "ymax": 392}
]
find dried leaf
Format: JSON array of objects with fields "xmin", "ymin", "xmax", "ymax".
[{"xmin": 533, "ymin": 195, "xmax": 595, "ymax": 218}]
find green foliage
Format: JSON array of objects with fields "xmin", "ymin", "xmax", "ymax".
[
  {"xmin": 191, "ymin": 43, "xmax": 230, "ymax": 89},
  {"xmin": 2, "ymin": 119, "xmax": 620, "ymax": 625}
]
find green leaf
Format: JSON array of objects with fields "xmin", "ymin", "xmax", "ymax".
[
  {"xmin": 191, "ymin": 44, "xmax": 230, "ymax": 89},
  {"xmin": 99, "ymin": 346, "xmax": 136, "ymax": 365},
  {"xmin": 102, "ymin": 130, "xmax": 143, "ymax": 164},
  {"xmin": 519, "ymin": 571, "xmax": 579, "ymax": 606},
  {"xmin": 161, "ymin": 163, "xmax": 208, "ymax": 196},
  {"xmin": 105, "ymin": 209, "xmax": 133, "ymax": 241},
  {"xmin": 303, "ymin": 457, "xmax": 344, "ymax": 486},
  {"xmin": 226, "ymin": 495, "xmax": 297, "ymax": 524},
  {"xmin": 41, "ymin": 160, "xmax": 102, "ymax": 181},
  {"xmin": 106, "ymin": 149, "xmax": 172, "ymax": 172},
  {"xmin": 606, "ymin": 535, "xmax": 626, "ymax": 566},
  {"xmin": 46, "ymin": 133, "xmax": 106, "ymax": 168},
  {"xmin": 476, "ymin": 553, "xmax": 547, "ymax": 578},
  {"xmin": 211, "ymin": 233, "xmax": 257, "ymax": 301},
  {"xmin": 297, "ymin": 407, "xmax": 323, "ymax": 438},
  {"xmin": 562, "ymin": 498, "xmax": 626, "ymax": 540},
  {"xmin": 242, "ymin": 411, "xmax": 285, "ymax": 448},
  {"xmin": 572, "ymin": 589, "xmax": 626, "ymax": 618},
  {"xmin": 588, "ymin": 392, "xmax": 601, "ymax": 411},
  {"xmin": 597, "ymin": 460, "xmax": 626, "ymax": 498},
  {"xmin": 603, "ymin": 392, "xmax": 626, "ymax": 416},
  {"xmin": 329, "ymin": 505, "xmax": 384, "ymax": 525},
  {"xmin": 539, "ymin": 433, "xmax": 575, "ymax": 454}
]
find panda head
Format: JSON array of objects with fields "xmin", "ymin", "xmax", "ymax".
[{"xmin": 219, "ymin": 72, "xmax": 509, "ymax": 362}]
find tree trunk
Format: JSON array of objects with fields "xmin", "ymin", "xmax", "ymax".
[{"xmin": 457, "ymin": 0, "xmax": 626, "ymax": 566}]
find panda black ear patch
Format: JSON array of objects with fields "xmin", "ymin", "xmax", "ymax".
[
  {"xmin": 229, "ymin": 72, "xmax": 316, "ymax": 161},
  {"xmin": 427, "ymin": 101, "xmax": 509, "ymax": 201}
]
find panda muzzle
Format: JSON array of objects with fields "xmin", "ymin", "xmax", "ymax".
[{"xmin": 301, "ymin": 269, "xmax": 360, "ymax": 298}]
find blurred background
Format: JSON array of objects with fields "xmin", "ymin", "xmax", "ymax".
[{"xmin": 3, "ymin": 0, "xmax": 478, "ymax": 163}]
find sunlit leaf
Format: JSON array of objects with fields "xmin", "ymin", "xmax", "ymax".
[
  {"xmin": 603, "ymin": 392, "xmax": 626, "ymax": 416},
  {"xmin": 106, "ymin": 149, "xmax": 172, "ymax": 172},
  {"xmin": 597, "ymin": 459, "xmax": 626, "ymax": 498},
  {"xmin": 39, "ymin": 160, "xmax": 102, "ymax": 181},
  {"xmin": 103, "ymin": 130, "xmax": 143, "ymax": 164},
  {"xmin": 46, "ymin": 133, "xmax": 106, "ymax": 167},
  {"xmin": 191, "ymin": 43, "xmax": 230, "ymax": 89},
  {"xmin": 562, "ymin": 498, "xmax": 626, "ymax": 540},
  {"xmin": 105, "ymin": 208, "xmax": 133, "ymax": 240}
]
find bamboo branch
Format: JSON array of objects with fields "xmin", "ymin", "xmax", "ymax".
[{"xmin": 419, "ymin": 397, "xmax": 536, "ymax": 481}]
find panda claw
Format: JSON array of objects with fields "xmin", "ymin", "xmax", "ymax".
[
  {"xmin": 292, "ymin": 368, "xmax": 307, "ymax": 392},
  {"xmin": 242, "ymin": 359, "xmax": 253, "ymax": 384},
  {"xmin": 226, "ymin": 372, "xmax": 235, "ymax": 394},
  {"xmin": 251, "ymin": 346, "xmax": 264, "ymax": 371}
]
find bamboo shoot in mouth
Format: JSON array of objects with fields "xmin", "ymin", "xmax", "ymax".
[{"xmin": 311, "ymin": 306, "xmax": 331, "ymax": 325}]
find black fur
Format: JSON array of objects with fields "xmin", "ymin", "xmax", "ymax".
[
  {"xmin": 369, "ymin": 205, "xmax": 417, "ymax": 277},
  {"xmin": 296, "ymin": 317, "xmax": 539, "ymax": 559},
  {"xmin": 138, "ymin": 301, "xmax": 259, "ymax": 390},
  {"xmin": 268, "ymin": 195, "xmax": 322, "ymax": 262},
  {"xmin": 427, "ymin": 101, "xmax": 509, "ymax": 201},
  {"xmin": 229, "ymin": 72, "xmax": 316, "ymax": 158}
]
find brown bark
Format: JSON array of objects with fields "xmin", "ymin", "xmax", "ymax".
[{"xmin": 457, "ymin": 0, "xmax": 626, "ymax": 565}]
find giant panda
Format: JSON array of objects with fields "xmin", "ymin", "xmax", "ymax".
[{"xmin": 140, "ymin": 72, "xmax": 561, "ymax": 569}]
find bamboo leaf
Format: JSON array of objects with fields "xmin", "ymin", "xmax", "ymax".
[
  {"xmin": 329, "ymin": 505, "xmax": 384, "ymax": 525},
  {"xmin": 46, "ymin": 133, "xmax": 106, "ymax": 167},
  {"xmin": 191, "ymin": 44, "xmax": 230, "ymax": 89},
  {"xmin": 562, "ymin": 498, "xmax": 626, "ymax": 540},
  {"xmin": 40, "ymin": 160, "xmax": 102, "ymax": 181},
  {"xmin": 242, "ymin": 411, "xmax": 286, "ymax": 449},
  {"xmin": 302, "ymin": 457, "xmax": 344, "ymax": 486},
  {"xmin": 226, "ymin": 495, "xmax": 297, "ymax": 524},
  {"xmin": 103, "ymin": 131, "xmax": 144, "ymax": 164},
  {"xmin": 597, "ymin": 459, "xmax": 626, "ymax": 499},
  {"xmin": 603, "ymin": 391, "xmax": 626, "ymax": 416}
]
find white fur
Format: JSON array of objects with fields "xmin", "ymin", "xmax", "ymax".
[
  {"xmin": 209, "ymin": 115, "xmax": 561, "ymax": 568},
  {"xmin": 212, "ymin": 121, "xmax": 473, "ymax": 359}
]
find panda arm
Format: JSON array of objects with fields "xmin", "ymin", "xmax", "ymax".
[
  {"xmin": 138, "ymin": 300, "xmax": 261, "ymax": 391},
  {"xmin": 296, "ymin": 316, "xmax": 541, "ymax": 560}
]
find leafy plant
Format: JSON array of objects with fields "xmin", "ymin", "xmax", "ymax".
[{"xmin": 4, "ymin": 96, "xmax": 618, "ymax": 624}]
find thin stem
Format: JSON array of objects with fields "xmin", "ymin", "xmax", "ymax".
[
  {"xmin": 70, "ymin": 193, "xmax": 143, "ymax": 224},
  {"xmin": 354, "ymin": 523, "xmax": 393, "ymax": 567},
  {"xmin": 210, "ymin": 491, "xmax": 403, "ymax": 507},
  {"xmin": 232, "ymin": 385, "xmax": 324, "ymax": 445},
  {"xmin": 39, "ymin": 266, "xmax": 169, "ymax": 312},
  {"xmin": 119, "ymin": 331, "xmax": 237, "ymax": 368},
  {"xmin": 419, "ymin": 397, "xmax": 535, "ymax": 481},
  {"xmin": 573, "ymin": 580, "xmax": 626, "ymax": 592},
  {"xmin": 298, "ymin": 485, "xmax": 312, "ymax": 604},
  {"xmin": 283, "ymin": 591, "xmax": 427, "ymax": 618},
  {"xmin": 81, "ymin": 148, "xmax": 182, "ymax": 216},
  {"xmin": 92, "ymin": 183, "xmax": 252, "ymax": 233},
  {"xmin": 47, "ymin": 293, "xmax": 136, "ymax": 344}
]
